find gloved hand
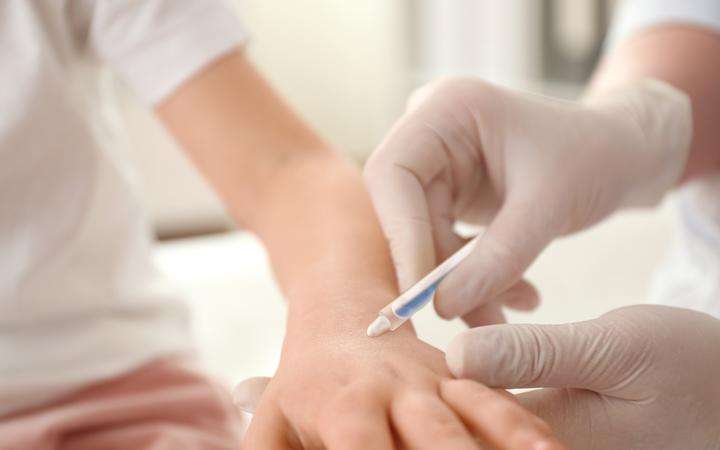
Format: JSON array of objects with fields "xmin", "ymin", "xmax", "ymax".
[
  {"xmin": 446, "ymin": 305, "xmax": 720, "ymax": 449},
  {"xmin": 364, "ymin": 78, "xmax": 691, "ymax": 324}
]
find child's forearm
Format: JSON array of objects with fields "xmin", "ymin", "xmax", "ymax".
[
  {"xmin": 251, "ymin": 155, "xmax": 406, "ymax": 336},
  {"xmin": 156, "ymin": 49, "xmax": 402, "ymax": 332}
]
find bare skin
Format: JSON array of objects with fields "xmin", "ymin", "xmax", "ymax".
[
  {"xmin": 156, "ymin": 50, "xmax": 562, "ymax": 449},
  {"xmin": 251, "ymin": 288, "xmax": 563, "ymax": 450}
]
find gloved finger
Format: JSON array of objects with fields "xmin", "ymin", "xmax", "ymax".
[
  {"xmin": 426, "ymin": 177, "xmax": 465, "ymax": 264},
  {"xmin": 502, "ymin": 280, "xmax": 540, "ymax": 311},
  {"xmin": 364, "ymin": 122, "xmax": 450, "ymax": 291},
  {"xmin": 440, "ymin": 380, "xmax": 566, "ymax": 450},
  {"xmin": 518, "ymin": 388, "xmax": 620, "ymax": 450},
  {"xmin": 436, "ymin": 199, "xmax": 553, "ymax": 319},
  {"xmin": 427, "ymin": 190, "xmax": 503, "ymax": 328},
  {"xmin": 445, "ymin": 317, "xmax": 646, "ymax": 395},
  {"xmin": 460, "ymin": 302, "xmax": 506, "ymax": 328},
  {"xmin": 233, "ymin": 376, "xmax": 271, "ymax": 414},
  {"xmin": 406, "ymin": 81, "xmax": 442, "ymax": 113},
  {"xmin": 460, "ymin": 279, "xmax": 538, "ymax": 328},
  {"xmin": 499, "ymin": 279, "xmax": 540, "ymax": 311}
]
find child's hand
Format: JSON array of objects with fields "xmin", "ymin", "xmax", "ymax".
[{"xmin": 240, "ymin": 304, "xmax": 565, "ymax": 450}]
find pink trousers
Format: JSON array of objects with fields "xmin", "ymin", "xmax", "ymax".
[{"xmin": 0, "ymin": 358, "xmax": 245, "ymax": 450}]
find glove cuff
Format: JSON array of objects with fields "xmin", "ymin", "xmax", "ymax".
[{"xmin": 584, "ymin": 79, "xmax": 692, "ymax": 208}]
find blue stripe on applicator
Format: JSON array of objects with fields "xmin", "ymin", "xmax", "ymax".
[{"xmin": 395, "ymin": 278, "xmax": 444, "ymax": 318}]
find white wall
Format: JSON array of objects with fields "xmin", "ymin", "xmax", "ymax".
[
  {"xmin": 414, "ymin": 0, "xmax": 542, "ymax": 84},
  {"xmin": 236, "ymin": 0, "xmax": 411, "ymax": 159}
]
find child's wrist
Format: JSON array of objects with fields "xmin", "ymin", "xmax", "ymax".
[{"xmin": 285, "ymin": 284, "xmax": 416, "ymax": 340}]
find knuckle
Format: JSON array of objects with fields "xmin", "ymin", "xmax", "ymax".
[
  {"xmin": 481, "ymin": 236, "xmax": 521, "ymax": 273},
  {"xmin": 428, "ymin": 413, "xmax": 468, "ymax": 441},
  {"xmin": 316, "ymin": 405, "xmax": 335, "ymax": 432},
  {"xmin": 482, "ymin": 395, "xmax": 530, "ymax": 424},
  {"xmin": 397, "ymin": 393, "xmax": 465, "ymax": 438},
  {"xmin": 320, "ymin": 406, "xmax": 377, "ymax": 442},
  {"xmin": 331, "ymin": 422, "xmax": 378, "ymax": 447},
  {"xmin": 323, "ymin": 382, "xmax": 380, "ymax": 418},
  {"xmin": 442, "ymin": 378, "xmax": 486, "ymax": 400},
  {"xmin": 448, "ymin": 378, "xmax": 479, "ymax": 391},
  {"xmin": 396, "ymin": 391, "xmax": 437, "ymax": 417}
]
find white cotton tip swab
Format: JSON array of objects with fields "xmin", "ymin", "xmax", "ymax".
[{"xmin": 366, "ymin": 315, "xmax": 392, "ymax": 337}]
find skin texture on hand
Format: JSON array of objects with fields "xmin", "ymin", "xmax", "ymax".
[
  {"xmin": 447, "ymin": 305, "xmax": 720, "ymax": 450},
  {"xmin": 244, "ymin": 292, "xmax": 565, "ymax": 450}
]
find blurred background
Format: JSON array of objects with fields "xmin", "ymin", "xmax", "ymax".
[{"xmin": 116, "ymin": 0, "xmax": 674, "ymax": 385}]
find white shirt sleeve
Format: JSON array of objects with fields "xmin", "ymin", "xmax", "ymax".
[
  {"xmin": 72, "ymin": 0, "xmax": 248, "ymax": 104},
  {"xmin": 607, "ymin": 0, "xmax": 720, "ymax": 49}
]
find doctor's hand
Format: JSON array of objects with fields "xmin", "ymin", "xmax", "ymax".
[
  {"xmin": 364, "ymin": 78, "xmax": 691, "ymax": 324},
  {"xmin": 447, "ymin": 305, "xmax": 720, "ymax": 450}
]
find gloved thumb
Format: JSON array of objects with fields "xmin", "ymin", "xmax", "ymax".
[
  {"xmin": 446, "ymin": 313, "xmax": 647, "ymax": 395},
  {"xmin": 435, "ymin": 200, "xmax": 554, "ymax": 319},
  {"xmin": 233, "ymin": 376, "xmax": 271, "ymax": 414}
]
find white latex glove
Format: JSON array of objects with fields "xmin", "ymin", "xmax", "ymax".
[
  {"xmin": 446, "ymin": 305, "xmax": 720, "ymax": 449},
  {"xmin": 364, "ymin": 78, "xmax": 691, "ymax": 324},
  {"xmin": 234, "ymin": 376, "xmax": 271, "ymax": 415},
  {"xmin": 233, "ymin": 376, "xmax": 272, "ymax": 437}
]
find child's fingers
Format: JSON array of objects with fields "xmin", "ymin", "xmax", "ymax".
[
  {"xmin": 440, "ymin": 379, "xmax": 566, "ymax": 450},
  {"xmin": 318, "ymin": 391, "xmax": 395, "ymax": 450},
  {"xmin": 243, "ymin": 404, "xmax": 296, "ymax": 450},
  {"xmin": 391, "ymin": 391, "xmax": 483, "ymax": 450}
]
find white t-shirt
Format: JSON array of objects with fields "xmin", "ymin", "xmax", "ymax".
[
  {"xmin": 608, "ymin": 0, "xmax": 720, "ymax": 318},
  {"xmin": 0, "ymin": 0, "xmax": 245, "ymax": 415}
]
